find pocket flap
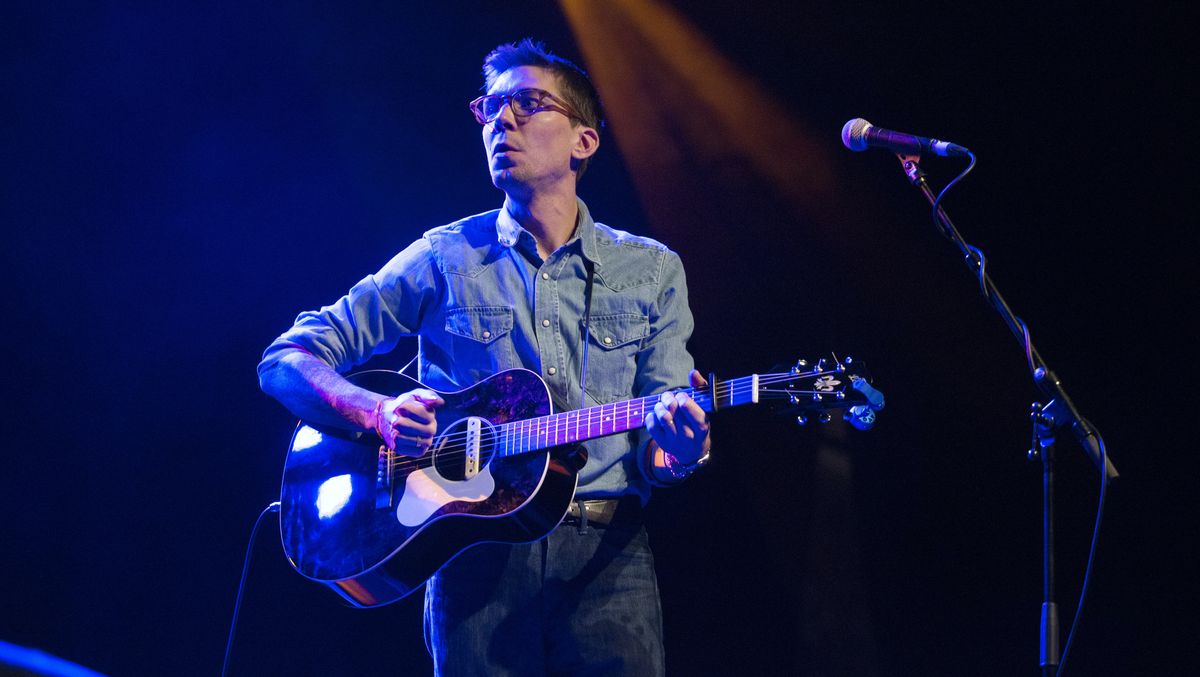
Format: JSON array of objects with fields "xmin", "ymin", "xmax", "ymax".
[
  {"xmin": 585, "ymin": 313, "xmax": 649, "ymax": 349},
  {"xmin": 445, "ymin": 306, "xmax": 513, "ymax": 344}
]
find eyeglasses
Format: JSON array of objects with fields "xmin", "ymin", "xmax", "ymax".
[{"xmin": 468, "ymin": 88, "xmax": 581, "ymax": 125}]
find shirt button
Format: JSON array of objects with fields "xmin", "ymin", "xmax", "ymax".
[
  {"xmin": 541, "ymin": 272, "xmax": 550, "ymax": 280},
  {"xmin": 542, "ymin": 319, "xmax": 551, "ymax": 327},
  {"xmin": 548, "ymin": 367, "xmax": 557, "ymax": 375},
  {"xmin": 481, "ymin": 330, "xmax": 491, "ymax": 339},
  {"xmin": 603, "ymin": 336, "xmax": 613, "ymax": 345}
]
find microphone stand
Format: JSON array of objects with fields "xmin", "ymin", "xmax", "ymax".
[{"xmin": 894, "ymin": 153, "xmax": 1118, "ymax": 676}]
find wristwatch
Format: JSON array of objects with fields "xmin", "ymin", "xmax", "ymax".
[{"xmin": 663, "ymin": 450, "xmax": 711, "ymax": 482}]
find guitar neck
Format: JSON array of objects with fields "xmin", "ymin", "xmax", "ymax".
[{"xmin": 495, "ymin": 375, "xmax": 759, "ymax": 458}]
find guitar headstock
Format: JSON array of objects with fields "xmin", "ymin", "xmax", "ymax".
[{"xmin": 760, "ymin": 354, "xmax": 885, "ymax": 430}]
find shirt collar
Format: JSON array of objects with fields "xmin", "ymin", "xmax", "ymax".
[{"xmin": 496, "ymin": 198, "xmax": 602, "ymax": 266}]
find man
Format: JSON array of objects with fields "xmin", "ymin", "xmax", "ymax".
[{"xmin": 259, "ymin": 39, "xmax": 709, "ymax": 675}]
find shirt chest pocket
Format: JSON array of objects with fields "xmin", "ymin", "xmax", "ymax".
[
  {"xmin": 444, "ymin": 305, "xmax": 515, "ymax": 373},
  {"xmin": 583, "ymin": 313, "xmax": 649, "ymax": 402}
]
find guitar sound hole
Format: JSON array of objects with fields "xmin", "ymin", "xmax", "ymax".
[{"xmin": 430, "ymin": 418, "xmax": 498, "ymax": 482}]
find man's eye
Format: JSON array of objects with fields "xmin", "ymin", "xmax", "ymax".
[
  {"xmin": 481, "ymin": 97, "xmax": 505, "ymax": 117},
  {"xmin": 513, "ymin": 92, "xmax": 542, "ymax": 112}
]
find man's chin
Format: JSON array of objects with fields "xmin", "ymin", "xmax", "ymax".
[{"xmin": 491, "ymin": 168, "xmax": 521, "ymax": 190}]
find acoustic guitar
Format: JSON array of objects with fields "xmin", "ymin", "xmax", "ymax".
[{"xmin": 279, "ymin": 355, "xmax": 884, "ymax": 607}]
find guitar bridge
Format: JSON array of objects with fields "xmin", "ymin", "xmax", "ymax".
[
  {"xmin": 376, "ymin": 446, "xmax": 394, "ymax": 509},
  {"xmin": 464, "ymin": 417, "xmax": 482, "ymax": 479}
]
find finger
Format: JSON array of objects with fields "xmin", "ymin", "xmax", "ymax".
[
  {"xmin": 653, "ymin": 401, "xmax": 678, "ymax": 435},
  {"xmin": 391, "ymin": 443, "xmax": 428, "ymax": 458},
  {"xmin": 673, "ymin": 393, "xmax": 708, "ymax": 428},
  {"xmin": 394, "ymin": 432, "xmax": 433, "ymax": 446},
  {"xmin": 672, "ymin": 408, "xmax": 703, "ymax": 438},
  {"xmin": 395, "ymin": 400, "xmax": 438, "ymax": 427},
  {"xmin": 659, "ymin": 391, "xmax": 678, "ymax": 413},
  {"xmin": 689, "ymin": 369, "xmax": 708, "ymax": 388},
  {"xmin": 392, "ymin": 413, "xmax": 437, "ymax": 438},
  {"xmin": 644, "ymin": 411, "xmax": 669, "ymax": 448},
  {"xmin": 410, "ymin": 389, "xmax": 445, "ymax": 409},
  {"xmin": 674, "ymin": 397, "xmax": 710, "ymax": 431}
]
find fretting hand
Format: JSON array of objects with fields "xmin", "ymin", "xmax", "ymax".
[{"xmin": 644, "ymin": 370, "xmax": 711, "ymax": 465}]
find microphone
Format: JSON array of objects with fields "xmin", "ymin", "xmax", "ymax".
[{"xmin": 841, "ymin": 118, "xmax": 970, "ymax": 158}]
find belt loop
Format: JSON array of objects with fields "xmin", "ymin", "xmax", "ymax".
[{"xmin": 575, "ymin": 499, "xmax": 588, "ymax": 534}]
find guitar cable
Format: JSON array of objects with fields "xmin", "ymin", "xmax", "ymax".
[{"xmin": 221, "ymin": 500, "xmax": 281, "ymax": 677}]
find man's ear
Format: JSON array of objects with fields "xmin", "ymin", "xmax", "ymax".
[{"xmin": 572, "ymin": 125, "xmax": 600, "ymax": 161}]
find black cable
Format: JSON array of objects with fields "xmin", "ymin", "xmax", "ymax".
[
  {"xmin": 222, "ymin": 501, "xmax": 281, "ymax": 677},
  {"xmin": 1056, "ymin": 430, "xmax": 1108, "ymax": 676},
  {"xmin": 931, "ymin": 151, "xmax": 976, "ymax": 241}
]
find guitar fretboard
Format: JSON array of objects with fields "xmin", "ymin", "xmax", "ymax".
[{"xmin": 495, "ymin": 375, "xmax": 759, "ymax": 457}]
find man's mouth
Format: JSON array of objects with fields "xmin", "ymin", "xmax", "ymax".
[{"xmin": 493, "ymin": 143, "xmax": 518, "ymax": 156}]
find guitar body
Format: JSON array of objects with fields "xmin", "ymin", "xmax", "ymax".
[{"xmin": 279, "ymin": 369, "xmax": 582, "ymax": 608}]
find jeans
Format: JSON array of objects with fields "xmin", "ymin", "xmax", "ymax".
[{"xmin": 424, "ymin": 520, "xmax": 665, "ymax": 676}]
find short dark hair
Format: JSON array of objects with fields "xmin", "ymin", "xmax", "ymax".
[{"xmin": 483, "ymin": 39, "xmax": 604, "ymax": 177}]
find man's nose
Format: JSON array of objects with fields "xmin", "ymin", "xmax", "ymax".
[{"xmin": 490, "ymin": 100, "xmax": 518, "ymax": 132}]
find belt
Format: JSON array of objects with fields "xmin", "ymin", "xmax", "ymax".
[{"xmin": 562, "ymin": 496, "xmax": 642, "ymax": 528}]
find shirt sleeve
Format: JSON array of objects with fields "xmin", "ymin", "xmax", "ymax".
[
  {"xmin": 257, "ymin": 237, "xmax": 441, "ymax": 377},
  {"xmin": 631, "ymin": 250, "xmax": 697, "ymax": 485}
]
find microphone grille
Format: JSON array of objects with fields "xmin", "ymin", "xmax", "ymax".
[{"xmin": 841, "ymin": 118, "xmax": 872, "ymax": 152}]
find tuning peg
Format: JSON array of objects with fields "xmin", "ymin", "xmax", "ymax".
[
  {"xmin": 817, "ymin": 412, "xmax": 832, "ymax": 424},
  {"xmin": 816, "ymin": 357, "xmax": 827, "ymax": 371},
  {"xmin": 796, "ymin": 414, "xmax": 808, "ymax": 426},
  {"xmin": 792, "ymin": 359, "xmax": 809, "ymax": 374},
  {"xmin": 851, "ymin": 378, "xmax": 886, "ymax": 411},
  {"xmin": 845, "ymin": 405, "xmax": 876, "ymax": 431}
]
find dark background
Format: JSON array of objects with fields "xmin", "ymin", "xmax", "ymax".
[{"xmin": 3, "ymin": 1, "xmax": 1193, "ymax": 675}]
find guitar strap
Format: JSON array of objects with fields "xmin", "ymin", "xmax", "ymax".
[
  {"xmin": 572, "ymin": 258, "xmax": 596, "ymax": 531},
  {"xmin": 578, "ymin": 258, "xmax": 595, "ymax": 409}
]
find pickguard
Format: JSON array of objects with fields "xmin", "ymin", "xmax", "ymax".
[{"xmin": 395, "ymin": 465, "xmax": 496, "ymax": 527}]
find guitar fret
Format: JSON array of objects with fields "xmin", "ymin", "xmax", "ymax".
[
  {"xmin": 491, "ymin": 375, "xmax": 788, "ymax": 460},
  {"xmin": 500, "ymin": 391, "xmax": 704, "ymax": 456}
]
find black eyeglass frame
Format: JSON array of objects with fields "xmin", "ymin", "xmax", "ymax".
[{"xmin": 468, "ymin": 88, "xmax": 583, "ymax": 125}]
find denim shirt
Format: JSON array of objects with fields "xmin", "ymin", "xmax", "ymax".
[{"xmin": 258, "ymin": 199, "xmax": 696, "ymax": 502}]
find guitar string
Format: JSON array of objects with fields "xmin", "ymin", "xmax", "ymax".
[
  {"xmin": 378, "ymin": 373, "xmax": 856, "ymax": 472},
  {"xmin": 379, "ymin": 372, "xmax": 856, "ymax": 472},
  {"xmin": 375, "ymin": 372, "xmax": 822, "ymax": 465},
  {"xmin": 374, "ymin": 372, "xmax": 862, "ymax": 474}
]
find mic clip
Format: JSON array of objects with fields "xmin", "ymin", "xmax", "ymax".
[{"xmin": 896, "ymin": 152, "xmax": 925, "ymax": 186}]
